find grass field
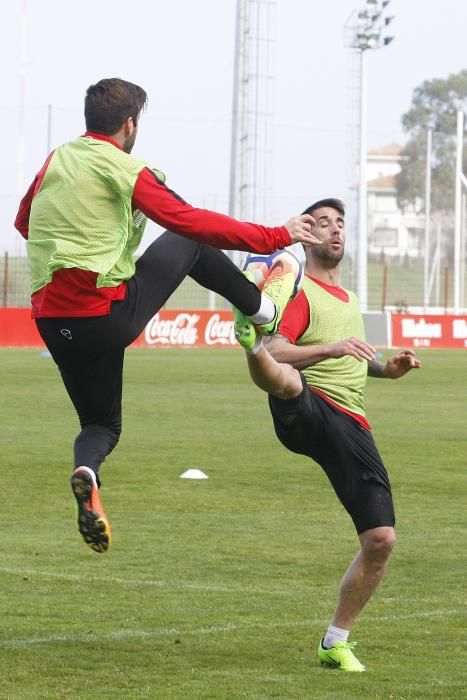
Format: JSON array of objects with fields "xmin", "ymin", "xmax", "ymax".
[{"xmin": 1, "ymin": 347, "xmax": 466, "ymax": 699}]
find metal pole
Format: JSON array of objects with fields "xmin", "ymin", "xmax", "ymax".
[
  {"xmin": 423, "ymin": 128, "xmax": 432, "ymax": 311},
  {"xmin": 228, "ymin": 0, "xmax": 242, "ymax": 219},
  {"xmin": 357, "ymin": 48, "xmax": 368, "ymax": 311},
  {"xmin": 461, "ymin": 192, "xmax": 466, "ymax": 310},
  {"xmin": 2, "ymin": 252, "xmax": 9, "ymax": 308},
  {"xmin": 208, "ymin": 290, "xmax": 217, "ymax": 310},
  {"xmin": 435, "ymin": 221, "xmax": 441, "ymax": 308},
  {"xmin": 453, "ymin": 110, "xmax": 463, "ymax": 314},
  {"xmin": 381, "ymin": 265, "xmax": 388, "ymax": 312},
  {"xmin": 444, "ymin": 266, "xmax": 449, "ymax": 314},
  {"xmin": 17, "ymin": 0, "xmax": 28, "ymax": 196}
]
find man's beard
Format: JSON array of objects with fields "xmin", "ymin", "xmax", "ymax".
[
  {"xmin": 123, "ymin": 131, "xmax": 137, "ymax": 154},
  {"xmin": 312, "ymin": 243, "xmax": 345, "ymax": 268}
]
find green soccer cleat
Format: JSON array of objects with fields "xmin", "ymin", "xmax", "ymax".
[
  {"xmin": 233, "ymin": 306, "xmax": 258, "ymax": 351},
  {"xmin": 317, "ymin": 639, "xmax": 367, "ymax": 672},
  {"xmin": 256, "ymin": 259, "xmax": 297, "ymax": 336}
]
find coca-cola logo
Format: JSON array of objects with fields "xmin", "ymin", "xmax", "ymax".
[
  {"xmin": 205, "ymin": 313, "xmax": 237, "ymax": 346},
  {"xmin": 145, "ymin": 312, "xmax": 200, "ymax": 345}
]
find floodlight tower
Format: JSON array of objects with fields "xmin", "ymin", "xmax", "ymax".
[
  {"xmin": 344, "ymin": 0, "xmax": 394, "ymax": 311},
  {"xmin": 229, "ymin": 0, "xmax": 276, "ymax": 263}
]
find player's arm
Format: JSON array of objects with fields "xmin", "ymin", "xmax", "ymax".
[
  {"xmin": 367, "ymin": 361, "xmax": 387, "ymax": 378},
  {"xmin": 132, "ymin": 168, "xmax": 320, "ymax": 253},
  {"xmin": 14, "ymin": 151, "xmax": 55, "ymax": 239},
  {"xmin": 368, "ymin": 350, "xmax": 421, "ymax": 379},
  {"xmin": 14, "ymin": 179, "xmax": 37, "ymax": 239},
  {"xmin": 269, "ymin": 289, "xmax": 375, "ymax": 368},
  {"xmin": 265, "ymin": 334, "xmax": 376, "ymax": 369},
  {"xmin": 244, "ymin": 342, "xmax": 303, "ymax": 400}
]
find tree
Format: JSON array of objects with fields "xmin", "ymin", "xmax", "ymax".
[{"xmin": 396, "ymin": 70, "xmax": 467, "ymax": 213}]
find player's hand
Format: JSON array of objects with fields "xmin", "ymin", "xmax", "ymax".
[
  {"xmin": 284, "ymin": 214, "xmax": 322, "ymax": 246},
  {"xmin": 384, "ymin": 349, "xmax": 421, "ymax": 379},
  {"xmin": 328, "ymin": 337, "xmax": 376, "ymax": 362}
]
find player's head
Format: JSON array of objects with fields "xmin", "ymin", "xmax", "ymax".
[
  {"xmin": 84, "ymin": 78, "xmax": 147, "ymax": 153},
  {"xmin": 302, "ymin": 198, "xmax": 346, "ymax": 267}
]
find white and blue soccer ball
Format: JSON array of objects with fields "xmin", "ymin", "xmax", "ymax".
[{"xmin": 242, "ymin": 249, "xmax": 304, "ymax": 299}]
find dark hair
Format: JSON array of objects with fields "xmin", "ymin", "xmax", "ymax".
[
  {"xmin": 302, "ymin": 198, "xmax": 345, "ymax": 217},
  {"xmin": 84, "ymin": 78, "xmax": 148, "ymax": 135}
]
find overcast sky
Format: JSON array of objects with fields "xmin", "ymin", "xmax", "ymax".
[{"xmin": 1, "ymin": 0, "xmax": 466, "ymax": 254}]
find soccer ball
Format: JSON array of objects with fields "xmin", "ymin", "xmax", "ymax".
[{"xmin": 242, "ymin": 249, "xmax": 304, "ymax": 299}]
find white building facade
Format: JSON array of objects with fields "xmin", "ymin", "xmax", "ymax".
[{"xmin": 367, "ymin": 144, "xmax": 424, "ymax": 260}]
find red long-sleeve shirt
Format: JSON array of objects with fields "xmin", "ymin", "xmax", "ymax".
[{"xmin": 15, "ymin": 132, "xmax": 291, "ymax": 317}]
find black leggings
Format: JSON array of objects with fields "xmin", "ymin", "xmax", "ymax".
[{"xmin": 36, "ymin": 231, "xmax": 261, "ymax": 477}]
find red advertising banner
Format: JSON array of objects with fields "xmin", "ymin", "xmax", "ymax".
[
  {"xmin": 391, "ymin": 314, "xmax": 467, "ymax": 349},
  {"xmin": 135, "ymin": 309, "xmax": 237, "ymax": 348},
  {"xmin": 0, "ymin": 308, "xmax": 45, "ymax": 347},
  {"xmin": 2, "ymin": 308, "xmax": 467, "ymax": 350},
  {"xmin": 0, "ymin": 308, "xmax": 238, "ymax": 348}
]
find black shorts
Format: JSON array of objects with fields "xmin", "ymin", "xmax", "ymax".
[{"xmin": 268, "ymin": 375, "xmax": 395, "ymax": 534}]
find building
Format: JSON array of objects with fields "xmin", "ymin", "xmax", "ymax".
[{"xmin": 367, "ymin": 144, "xmax": 424, "ymax": 261}]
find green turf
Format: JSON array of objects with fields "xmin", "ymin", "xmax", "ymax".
[{"xmin": 1, "ymin": 348, "xmax": 466, "ymax": 699}]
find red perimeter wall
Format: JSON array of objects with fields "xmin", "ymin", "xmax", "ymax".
[
  {"xmin": 0, "ymin": 308, "xmax": 44, "ymax": 346},
  {"xmin": 2, "ymin": 309, "xmax": 467, "ymax": 350},
  {"xmin": 0, "ymin": 308, "xmax": 238, "ymax": 348}
]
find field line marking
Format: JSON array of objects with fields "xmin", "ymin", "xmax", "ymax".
[
  {"xmin": 0, "ymin": 624, "xmax": 239, "ymax": 648},
  {"xmin": 1, "ymin": 608, "xmax": 466, "ymax": 649},
  {"xmin": 0, "ymin": 565, "xmax": 285, "ymax": 595}
]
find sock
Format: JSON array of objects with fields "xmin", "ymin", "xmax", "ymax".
[
  {"xmin": 248, "ymin": 295, "xmax": 276, "ymax": 325},
  {"xmin": 246, "ymin": 336, "xmax": 263, "ymax": 355},
  {"xmin": 323, "ymin": 624, "xmax": 350, "ymax": 649}
]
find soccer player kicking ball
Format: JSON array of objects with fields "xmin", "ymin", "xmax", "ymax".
[
  {"xmin": 14, "ymin": 78, "xmax": 321, "ymax": 554},
  {"xmin": 234, "ymin": 198, "xmax": 421, "ymax": 672}
]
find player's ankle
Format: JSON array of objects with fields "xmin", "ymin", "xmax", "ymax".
[{"xmin": 246, "ymin": 336, "xmax": 263, "ymax": 355}]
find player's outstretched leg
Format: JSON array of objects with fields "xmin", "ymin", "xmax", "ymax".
[
  {"xmin": 234, "ymin": 307, "xmax": 303, "ymax": 399},
  {"xmin": 233, "ymin": 306, "xmax": 263, "ymax": 353},
  {"xmin": 71, "ymin": 466, "xmax": 111, "ymax": 553},
  {"xmin": 317, "ymin": 639, "xmax": 366, "ymax": 672}
]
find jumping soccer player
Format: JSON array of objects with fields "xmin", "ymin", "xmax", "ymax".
[
  {"xmin": 234, "ymin": 198, "xmax": 421, "ymax": 672},
  {"xmin": 14, "ymin": 78, "xmax": 320, "ymax": 554}
]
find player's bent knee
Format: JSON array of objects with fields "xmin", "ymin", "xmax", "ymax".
[
  {"xmin": 274, "ymin": 384, "xmax": 303, "ymax": 401},
  {"xmin": 362, "ymin": 527, "xmax": 396, "ymax": 559},
  {"xmin": 273, "ymin": 366, "xmax": 303, "ymax": 401}
]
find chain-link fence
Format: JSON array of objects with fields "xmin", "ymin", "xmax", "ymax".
[
  {"xmin": 0, "ymin": 251, "xmax": 230, "ymax": 310},
  {"xmin": 2, "ymin": 248, "xmax": 465, "ymax": 312}
]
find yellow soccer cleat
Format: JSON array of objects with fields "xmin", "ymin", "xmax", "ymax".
[{"xmin": 318, "ymin": 639, "xmax": 367, "ymax": 672}]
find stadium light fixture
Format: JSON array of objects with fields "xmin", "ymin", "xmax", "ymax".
[{"xmin": 343, "ymin": 0, "xmax": 395, "ymax": 311}]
